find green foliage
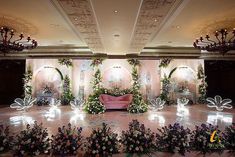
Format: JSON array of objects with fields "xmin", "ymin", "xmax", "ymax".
[
  {"xmin": 92, "ymin": 69, "xmax": 102, "ymax": 92},
  {"xmin": 197, "ymin": 64, "xmax": 207, "ymax": 104},
  {"xmin": 159, "ymin": 58, "xmax": 172, "ymax": 68},
  {"xmin": 85, "ymin": 68, "xmax": 106, "ymax": 114},
  {"xmin": 84, "ymin": 91, "xmax": 106, "ymax": 114},
  {"xmin": 58, "ymin": 58, "xmax": 73, "ymax": 67},
  {"xmin": 159, "ymin": 68, "xmax": 177, "ymax": 105},
  {"xmin": 127, "ymin": 66, "xmax": 148, "ymax": 113},
  {"xmin": 61, "ymin": 75, "xmax": 74, "ymax": 105},
  {"xmin": 127, "ymin": 59, "xmax": 140, "ymax": 67},
  {"xmin": 23, "ymin": 66, "xmax": 33, "ymax": 97},
  {"xmin": 90, "ymin": 58, "xmax": 104, "ymax": 67}
]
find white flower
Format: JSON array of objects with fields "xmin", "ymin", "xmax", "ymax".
[
  {"xmin": 92, "ymin": 150, "xmax": 96, "ymax": 154},
  {"xmin": 102, "ymin": 146, "xmax": 106, "ymax": 150},
  {"xmin": 135, "ymin": 147, "xmax": 139, "ymax": 151}
]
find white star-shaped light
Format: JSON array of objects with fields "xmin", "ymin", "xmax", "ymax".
[
  {"xmin": 206, "ymin": 95, "xmax": 233, "ymax": 111},
  {"xmin": 149, "ymin": 97, "xmax": 165, "ymax": 112},
  {"xmin": 70, "ymin": 98, "xmax": 85, "ymax": 112},
  {"xmin": 10, "ymin": 96, "xmax": 36, "ymax": 111}
]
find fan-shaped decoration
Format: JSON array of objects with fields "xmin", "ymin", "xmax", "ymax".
[
  {"xmin": 49, "ymin": 98, "xmax": 61, "ymax": 108},
  {"xmin": 70, "ymin": 98, "xmax": 85, "ymax": 112},
  {"xmin": 10, "ymin": 96, "xmax": 36, "ymax": 111},
  {"xmin": 177, "ymin": 97, "xmax": 189, "ymax": 108},
  {"xmin": 149, "ymin": 97, "xmax": 165, "ymax": 111},
  {"xmin": 206, "ymin": 95, "xmax": 233, "ymax": 111}
]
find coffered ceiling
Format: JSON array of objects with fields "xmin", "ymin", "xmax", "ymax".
[{"xmin": 0, "ymin": 0, "xmax": 235, "ymax": 57}]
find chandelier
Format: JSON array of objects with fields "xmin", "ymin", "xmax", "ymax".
[
  {"xmin": 0, "ymin": 26, "xmax": 37, "ymax": 54},
  {"xmin": 193, "ymin": 28, "xmax": 235, "ymax": 55}
]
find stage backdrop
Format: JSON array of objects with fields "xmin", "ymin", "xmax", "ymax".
[{"xmin": 26, "ymin": 59, "xmax": 204, "ymax": 101}]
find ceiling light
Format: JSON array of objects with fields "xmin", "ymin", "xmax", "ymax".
[
  {"xmin": 176, "ymin": 25, "xmax": 180, "ymax": 29},
  {"xmin": 193, "ymin": 28, "xmax": 235, "ymax": 55},
  {"xmin": 0, "ymin": 26, "xmax": 37, "ymax": 54},
  {"xmin": 114, "ymin": 10, "xmax": 118, "ymax": 13},
  {"xmin": 154, "ymin": 19, "xmax": 158, "ymax": 22}
]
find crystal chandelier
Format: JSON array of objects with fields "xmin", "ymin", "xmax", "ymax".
[
  {"xmin": 193, "ymin": 28, "xmax": 235, "ymax": 55},
  {"xmin": 0, "ymin": 26, "xmax": 37, "ymax": 54}
]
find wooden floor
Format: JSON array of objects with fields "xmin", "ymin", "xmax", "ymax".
[{"xmin": 0, "ymin": 104, "xmax": 234, "ymax": 156}]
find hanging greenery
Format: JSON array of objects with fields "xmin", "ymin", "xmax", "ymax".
[
  {"xmin": 159, "ymin": 67, "xmax": 177, "ymax": 105},
  {"xmin": 127, "ymin": 59, "xmax": 148, "ymax": 113},
  {"xmin": 159, "ymin": 58, "xmax": 172, "ymax": 68},
  {"xmin": 197, "ymin": 64, "xmax": 207, "ymax": 104},
  {"xmin": 90, "ymin": 58, "xmax": 104, "ymax": 67},
  {"xmin": 61, "ymin": 75, "xmax": 74, "ymax": 105},
  {"xmin": 23, "ymin": 66, "xmax": 33, "ymax": 97},
  {"xmin": 127, "ymin": 59, "xmax": 140, "ymax": 67},
  {"xmin": 58, "ymin": 58, "xmax": 73, "ymax": 67}
]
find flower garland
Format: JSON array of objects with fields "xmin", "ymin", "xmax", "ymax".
[
  {"xmin": 156, "ymin": 123, "xmax": 191, "ymax": 155},
  {"xmin": 197, "ymin": 64, "xmax": 207, "ymax": 104},
  {"xmin": 61, "ymin": 75, "xmax": 74, "ymax": 105},
  {"xmin": 84, "ymin": 123, "xmax": 119, "ymax": 156},
  {"xmin": 12, "ymin": 121, "xmax": 50, "ymax": 156},
  {"xmin": 127, "ymin": 59, "xmax": 148, "ymax": 113},
  {"xmin": 159, "ymin": 58, "xmax": 172, "ymax": 68},
  {"xmin": 120, "ymin": 120, "xmax": 155, "ymax": 155},
  {"xmin": 223, "ymin": 123, "xmax": 235, "ymax": 152},
  {"xmin": 58, "ymin": 58, "xmax": 73, "ymax": 67},
  {"xmin": 23, "ymin": 66, "xmax": 33, "ymax": 97},
  {"xmin": 190, "ymin": 123, "xmax": 224, "ymax": 155},
  {"xmin": 0, "ymin": 125, "xmax": 12, "ymax": 153},
  {"xmin": 51, "ymin": 123, "xmax": 83, "ymax": 156}
]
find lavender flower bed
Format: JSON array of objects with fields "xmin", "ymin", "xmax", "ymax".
[{"xmin": 0, "ymin": 120, "xmax": 234, "ymax": 156}]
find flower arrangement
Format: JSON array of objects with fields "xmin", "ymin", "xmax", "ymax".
[
  {"xmin": 104, "ymin": 87, "xmax": 132, "ymax": 96},
  {"xmin": 159, "ymin": 58, "xmax": 172, "ymax": 68},
  {"xmin": 51, "ymin": 123, "xmax": 83, "ymax": 156},
  {"xmin": 58, "ymin": 58, "xmax": 73, "ymax": 67},
  {"xmin": 23, "ymin": 66, "xmax": 33, "ymax": 97},
  {"xmin": 85, "ymin": 69, "xmax": 106, "ymax": 114},
  {"xmin": 120, "ymin": 120, "xmax": 155, "ymax": 155},
  {"xmin": 127, "ymin": 59, "xmax": 140, "ymax": 67},
  {"xmin": 0, "ymin": 125, "xmax": 12, "ymax": 153},
  {"xmin": 190, "ymin": 123, "xmax": 224, "ymax": 155},
  {"xmin": 90, "ymin": 58, "xmax": 104, "ymax": 67},
  {"xmin": 156, "ymin": 123, "xmax": 191, "ymax": 155},
  {"xmin": 128, "ymin": 66, "xmax": 148, "ymax": 113},
  {"xmin": 84, "ymin": 123, "xmax": 119, "ymax": 156},
  {"xmin": 61, "ymin": 75, "xmax": 74, "ymax": 105},
  {"xmin": 12, "ymin": 121, "xmax": 50, "ymax": 156},
  {"xmin": 223, "ymin": 123, "xmax": 235, "ymax": 152},
  {"xmin": 197, "ymin": 64, "xmax": 207, "ymax": 103},
  {"xmin": 160, "ymin": 67, "xmax": 177, "ymax": 105}
]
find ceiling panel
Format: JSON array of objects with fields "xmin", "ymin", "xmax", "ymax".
[
  {"xmin": 147, "ymin": 0, "xmax": 235, "ymax": 48},
  {"xmin": 90, "ymin": 0, "xmax": 141, "ymax": 54}
]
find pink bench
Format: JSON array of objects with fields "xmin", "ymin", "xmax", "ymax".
[{"xmin": 99, "ymin": 94, "xmax": 133, "ymax": 109}]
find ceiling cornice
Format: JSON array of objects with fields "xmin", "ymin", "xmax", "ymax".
[{"xmin": 1, "ymin": 46, "xmax": 235, "ymax": 60}]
